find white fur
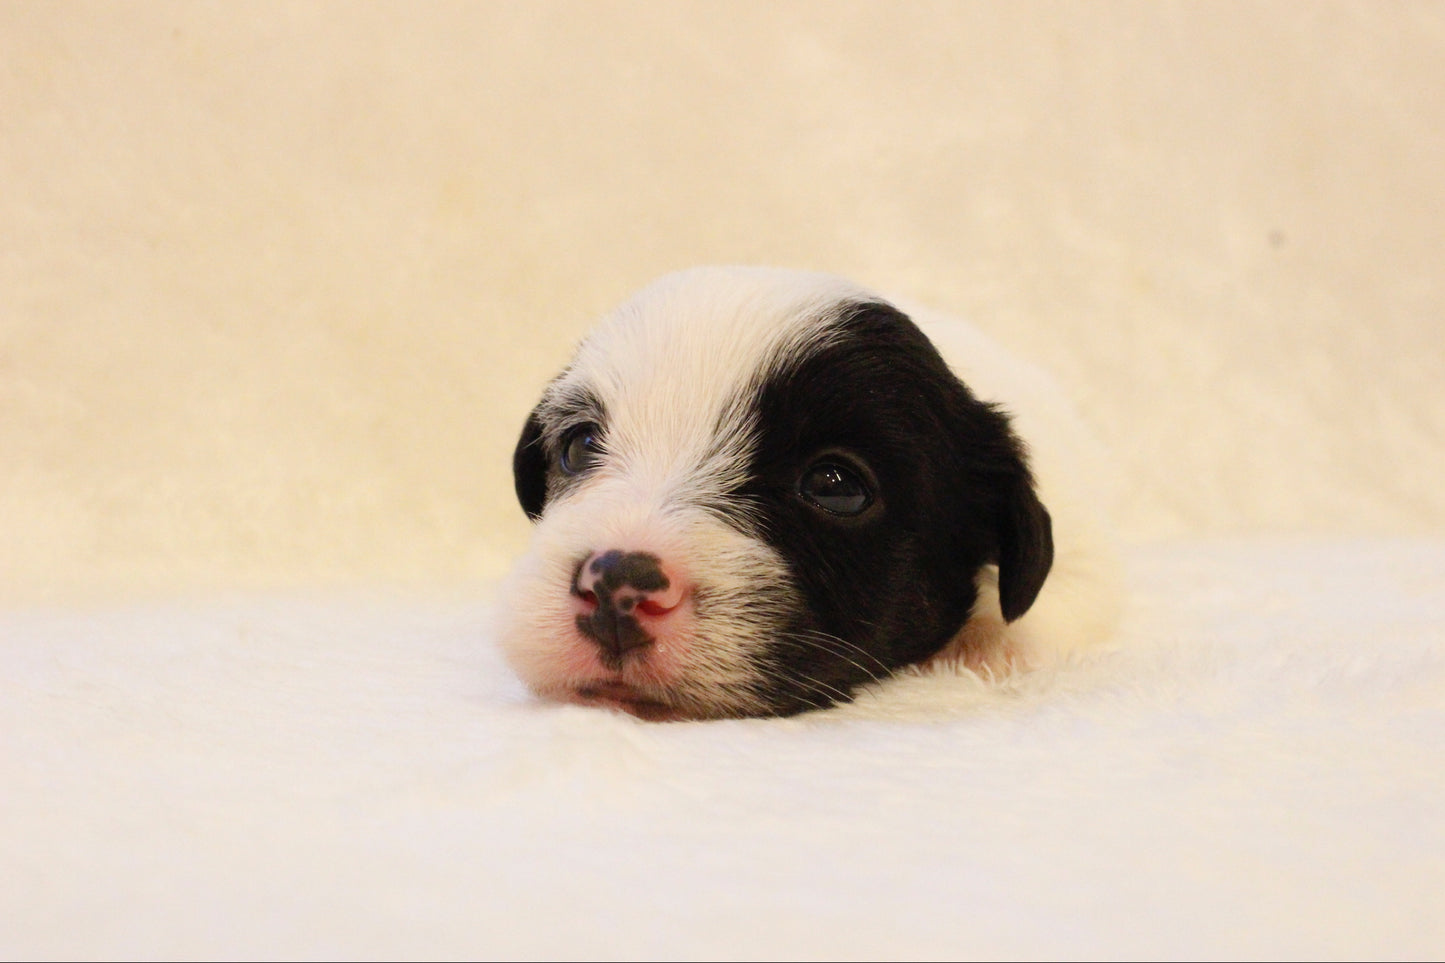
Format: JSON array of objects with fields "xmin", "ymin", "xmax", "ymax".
[{"xmin": 498, "ymin": 267, "xmax": 1122, "ymax": 716}]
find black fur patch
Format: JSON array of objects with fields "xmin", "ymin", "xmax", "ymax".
[
  {"xmin": 512, "ymin": 413, "xmax": 548, "ymax": 520},
  {"xmin": 735, "ymin": 302, "xmax": 1053, "ymax": 714}
]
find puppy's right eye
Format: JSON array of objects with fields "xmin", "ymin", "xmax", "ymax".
[{"xmin": 559, "ymin": 423, "xmax": 604, "ymax": 475}]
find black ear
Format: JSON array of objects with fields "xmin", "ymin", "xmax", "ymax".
[
  {"xmin": 512, "ymin": 411, "xmax": 548, "ymax": 521},
  {"xmin": 996, "ymin": 476, "xmax": 1053, "ymax": 622}
]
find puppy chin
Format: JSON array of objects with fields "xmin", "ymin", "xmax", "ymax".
[{"xmin": 568, "ymin": 682, "xmax": 692, "ymax": 722}]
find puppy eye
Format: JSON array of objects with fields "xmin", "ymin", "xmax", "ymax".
[
  {"xmin": 559, "ymin": 423, "xmax": 604, "ymax": 475},
  {"xmin": 798, "ymin": 460, "xmax": 873, "ymax": 516}
]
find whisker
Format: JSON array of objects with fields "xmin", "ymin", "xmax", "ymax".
[
  {"xmin": 743, "ymin": 658, "xmax": 859, "ymax": 709},
  {"xmin": 782, "ymin": 630, "xmax": 892, "ymax": 685}
]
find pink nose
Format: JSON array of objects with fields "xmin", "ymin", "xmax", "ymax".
[{"xmin": 571, "ymin": 550, "xmax": 686, "ymax": 661}]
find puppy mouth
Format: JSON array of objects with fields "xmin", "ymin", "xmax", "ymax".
[{"xmin": 572, "ymin": 680, "xmax": 687, "ymax": 722}]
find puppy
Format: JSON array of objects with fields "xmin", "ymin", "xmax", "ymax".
[{"xmin": 499, "ymin": 267, "xmax": 1121, "ymax": 720}]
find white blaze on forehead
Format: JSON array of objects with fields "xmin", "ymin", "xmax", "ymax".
[{"xmin": 544, "ymin": 267, "xmax": 873, "ymax": 503}]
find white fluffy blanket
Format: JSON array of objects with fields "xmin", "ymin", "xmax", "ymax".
[{"xmin": 6, "ymin": 539, "xmax": 1442, "ymax": 958}]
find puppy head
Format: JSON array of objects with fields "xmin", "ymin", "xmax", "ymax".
[{"xmin": 500, "ymin": 267, "xmax": 1051, "ymax": 719}]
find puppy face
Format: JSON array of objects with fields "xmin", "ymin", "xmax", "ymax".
[{"xmin": 499, "ymin": 267, "xmax": 1052, "ymax": 719}]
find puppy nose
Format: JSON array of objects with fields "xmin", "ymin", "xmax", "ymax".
[{"xmin": 571, "ymin": 550, "xmax": 686, "ymax": 660}]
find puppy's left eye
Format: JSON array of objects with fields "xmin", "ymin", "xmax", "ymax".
[
  {"xmin": 798, "ymin": 460, "xmax": 873, "ymax": 516},
  {"xmin": 559, "ymin": 423, "xmax": 604, "ymax": 475}
]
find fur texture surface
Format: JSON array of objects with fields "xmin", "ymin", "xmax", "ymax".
[
  {"xmin": 499, "ymin": 268, "xmax": 1122, "ymax": 718},
  {"xmin": 4, "ymin": 541, "xmax": 1442, "ymax": 958}
]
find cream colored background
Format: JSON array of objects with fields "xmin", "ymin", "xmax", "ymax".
[{"xmin": 3, "ymin": 1, "xmax": 1442, "ymax": 601}]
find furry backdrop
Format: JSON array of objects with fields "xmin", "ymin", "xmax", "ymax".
[{"xmin": 3, "ymin": 1, "xmax": 1443, "ymax": 602}]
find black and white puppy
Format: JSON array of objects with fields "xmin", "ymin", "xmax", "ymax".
[{"xmin": 500, "ymin": 267, "xmax": 1120, "ymax": 720}]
